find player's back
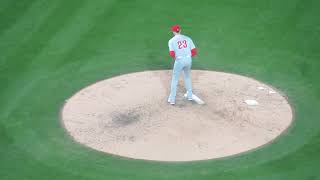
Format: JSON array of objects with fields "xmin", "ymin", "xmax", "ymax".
[{"xmin": 168, "ymin": 34, "xmax": 195, "ymax": 58}]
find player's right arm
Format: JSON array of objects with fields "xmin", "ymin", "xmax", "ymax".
[{"xmin": 168, "ymin": 40, "xmax": 175, "ymax": 59}]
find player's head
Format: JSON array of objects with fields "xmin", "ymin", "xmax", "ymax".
[{"xmin": 171, "ymin": 25, "xmax": 181, "ymax": 35}]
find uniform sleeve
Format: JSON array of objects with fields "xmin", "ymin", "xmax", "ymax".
[
  {"xmin": 189, "ymin": 38, "xmax": 196, "ymax": 49},
  {"xmin": 168, "ymin": 40, "xmax": 175, "ymax": 58},
  {"xmin": 189, "ymin": 38, "xmax": 197, "ymax": 57},
  {"xmin": 168, "ymin": 40, "xmax": 174, "ymax": 51}
]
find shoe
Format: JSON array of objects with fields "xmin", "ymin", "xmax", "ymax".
[
  {"xmin": 184, "ymin": 93, "xmax": 193, "ymax": 101},
  {"xmin": 168, "ymin": 100, "xmax": 175, "ymax": 105},
  {"xmin": 170, "ymin": 102, "xmax": 175, "ymax": 105},
  {"xmin": 168, "ymin": 98, "xmax": 175, "ymax": 105}
]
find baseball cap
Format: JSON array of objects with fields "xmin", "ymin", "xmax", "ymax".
[{"xmin": 171, "ymin": 25, "xmax": 181, "ymax": 32}]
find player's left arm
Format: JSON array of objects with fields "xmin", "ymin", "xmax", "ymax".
[{"xmin": 190, "ymin": 39, "xmax": 197, "ymax": 57}]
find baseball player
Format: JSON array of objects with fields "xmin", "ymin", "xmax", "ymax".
[{"xmin": 167, "ymin": 25, "xmax": 197, "ymax": 105}]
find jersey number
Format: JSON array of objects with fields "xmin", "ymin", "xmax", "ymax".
[{"xmin": 177, "ymin": 40, "xmax": 188, "ymax": 49}]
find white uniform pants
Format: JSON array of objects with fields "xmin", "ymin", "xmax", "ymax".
[{"xmin": 168, "ymin": 57, "xmax": 192, "ymax": 103}]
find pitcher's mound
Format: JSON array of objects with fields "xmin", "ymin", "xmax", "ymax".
[{"xmin": 61, "ymin": 70, "xmax": 293, "ymax": 162}]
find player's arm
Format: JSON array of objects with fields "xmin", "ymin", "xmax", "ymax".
[
  {"xmin": 168, "ymin": 40, "xmax": 175, "ymax": 59},
  {"xmin": 190, "ymin": 39, "xmax": 197, "ymax": 57}
]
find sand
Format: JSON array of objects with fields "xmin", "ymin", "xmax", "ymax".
[{"xmin": 61, "ymin": 70, "xmax": 293, "ymax": 162}]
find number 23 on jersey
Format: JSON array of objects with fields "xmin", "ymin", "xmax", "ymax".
[{"xmin": 177, "ymin": 40, "xmax": 188, "ymax": 49}]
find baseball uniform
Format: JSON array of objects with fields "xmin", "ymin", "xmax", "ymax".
[{"xmin": 168, "ymin": 25, "xmax": 197, "ymax": 104}]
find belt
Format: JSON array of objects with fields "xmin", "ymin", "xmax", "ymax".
[{"xmin": 176, "ymin": 55, "xmax": 191, "ymax": 59}]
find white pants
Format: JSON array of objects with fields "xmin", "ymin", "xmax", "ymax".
[{"xmin": 168, "ymin": 57, "xmax": 192, "ymax": 103}]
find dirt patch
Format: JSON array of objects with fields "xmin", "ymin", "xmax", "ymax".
[
  {"xmin": 110, "ymin": 108, "xmax": 141, "ymax": 127},
  {"xmin": 61, "ymin": 70, "xmax": 293, "ymax": 162}
]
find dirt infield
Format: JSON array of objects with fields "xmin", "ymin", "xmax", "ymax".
[{"xmin": 61, "ymin": 70, "xmax": 293, "ymax": 161}]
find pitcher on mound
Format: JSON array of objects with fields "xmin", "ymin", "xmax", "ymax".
[{"xmin": 167, "ymin": 25, "xmax": 198, "ymax": 105}]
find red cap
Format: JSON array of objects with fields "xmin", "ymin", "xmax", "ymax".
[{"xmin": 171, "ymin": 25, "xmax": 181, "ymax": 32}]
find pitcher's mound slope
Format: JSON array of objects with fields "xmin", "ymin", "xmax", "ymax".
[{"xmin": 61, "ymin": 70, "xmax": 293, "ymax": 162}]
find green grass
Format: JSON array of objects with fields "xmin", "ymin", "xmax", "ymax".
[{"xmin": 1, "ymin": 0, "xmax": 320, "ymax": 179}]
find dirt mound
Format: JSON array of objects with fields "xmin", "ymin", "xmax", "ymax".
[{"xmin": 61, "ymin": 70, "xmax": 293, "ymax": 161}]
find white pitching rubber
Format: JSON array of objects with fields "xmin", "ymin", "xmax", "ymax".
[
  {"xmin": 244, "ymin": 99, "xmax": 259, "ymax": 106},
  {"xmin": 184, "ymin": 93, "xmax": 205, "ymax": 105}
]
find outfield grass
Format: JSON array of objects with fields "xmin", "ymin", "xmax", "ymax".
[{"xmin": 1, "ymin": 0, "xmax": 320, "ymax": 179}]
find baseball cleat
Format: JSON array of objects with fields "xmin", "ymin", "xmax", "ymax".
[
  {"xmin": 168, "ymin": 101, "xmax": 175, "ymax": 105},
  {"xmin": 167, "ymin": 99, "xmax": 175, "ymax": 105}
]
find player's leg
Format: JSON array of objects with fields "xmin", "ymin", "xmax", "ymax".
[
  {"xmin": 168, "ymin": 60, "xmax": 183, "ymax": 104},
  {"xmin": 183, "ymin": 58, "xmax": 193, "ymax": 100}
]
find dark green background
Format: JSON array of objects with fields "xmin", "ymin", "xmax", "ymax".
[{"xmin": 1, "ymin": 0, "xmax": 319, "ymax": 179}]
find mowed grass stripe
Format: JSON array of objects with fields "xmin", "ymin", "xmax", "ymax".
[
  {"xmin": 0, "ymin": 0, "xmax": 63, "ymax": 85},
  {"xmin": 0, "ymin": 0, "xmax": 36, "ymax": 34},
  {"xmin": 0, "ymin": 0, "xmax": 121, "ymax": 156},
  {"xmin": 0, "ymin": 0, "xmax": 86, "ymax": 75},
  {"xmin": 0, "ymin": 0, "xmax": 86, "ymax": 118},
  {"xmin": 0, "ymin": 0, "xmax": 63, "ymax": 118},
  {"xmin": 226, "ymin": 135, "xmax": 320, "ymax": 180},
  {"xmin": 0, "ymin": 0, "xmax": 62, "ymax": 68},
  {"xmin": 0, "ymin": 0, "xmax": 120, "ymax": 143},
  {"xmin": 53, "ymin": 1, "xmax": 170, "ymax": 75},
  {"xmin": 0, "ymin": 2, "xmax": 129, "ymax": 174},
  {"xmin": 25, "ymin": 0, "xmax": 119, "ymax": 73}
]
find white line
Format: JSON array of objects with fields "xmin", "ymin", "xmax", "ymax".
[
  {"xmin": 192, "ymin": 94, "xmax": 205, "ymax": 105},
  {"xmin": 184, "ymin": 93, "xmax": 205, "ymax": 105}
]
